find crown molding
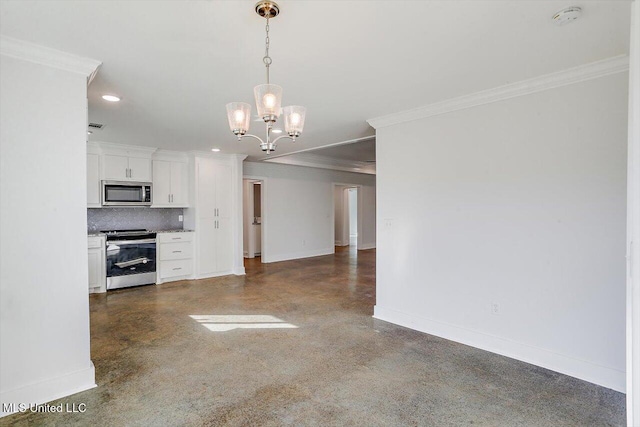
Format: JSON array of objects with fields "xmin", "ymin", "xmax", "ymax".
[
  {"xmin": 188, "ymin": 150, "xmax": 248, "ymax": 161},
  {"xmin": 0, "ymin": 36, "xmax": 101, "ymax": 78},
  {"xmin": 92, "ymin": 140, "xmax": 157, "ymax": 157},
  {"xmin": 367, "ymin": 55, "xmax": 630, "ymax": 129}
]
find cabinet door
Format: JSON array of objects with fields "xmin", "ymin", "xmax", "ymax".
[
  {"xmin": 128, "ymin": 157, "xmax": 151, "ymax": 181},
  {"xmin": 197, "ymin": 158, "xmax": 216, "ymax": 218},
  {"xmin": 152, "ymin": 160, "xmax": 172, "ymax": 206},
  {"xmin": 87, "ymin": 153, "xmax": 101, "ymax": 207},
  {"xmin": 103, "ymin": 154, "xmax": 128, "ymax": 180},
  {"xmin": 214, "ymin": 161, "xmax": 232, "ymax": 218},
  {"xmin": 170, "ymin": 161, "xmax": 187, "ymax": 206},
  {"xmin": 88, "ymin": 248, "xmax": 102, "ymax": 290},
  {"xmin": 215, "ymin": 218, "xmax": 233, "ymax": 273},
  {"xmin": 197, "ymin": 218, "xmax": 217, "ymax": 276}
]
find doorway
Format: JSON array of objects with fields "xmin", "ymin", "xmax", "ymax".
[
  {"xmin": 348, "ymin": 188, "xmax": 358, "ymax": 247},
  {"xmin": 334, "ymin": 184, "xmax": 359, "ymax": 250},
  {"xmin": 243, "ymin": 178, "xmax": 263, "ymax": 260}
]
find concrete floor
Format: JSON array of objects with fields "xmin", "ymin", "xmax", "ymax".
[{"xmin": 2, "ymin": 247, "xmax": 625, "ymax": 426}]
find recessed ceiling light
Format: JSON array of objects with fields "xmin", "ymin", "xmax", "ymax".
[
  {"xmin": 87, "ymin": 131, "xmax": 93, "ymax": 135},
  {"xmin": 211, "ymin": 148, "xmax": 221, "ymax": 152},
  {"xmin": 272, "ymin": 129, "xmax": 283, "ymax": 134},
  {"xmin": 102, "ymin": 95, "xmax": 120, "ymax": 102}
]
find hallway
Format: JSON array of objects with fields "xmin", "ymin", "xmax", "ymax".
[{"xmin": 2, "ymin": 248, "xmax": 624, "ymax": 426}]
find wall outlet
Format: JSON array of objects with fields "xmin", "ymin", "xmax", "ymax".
[
  {"xmin": 178, "ymin": 215, "xmax": 183, "ymax": 222},
  {"xmin": 491, "ymin": 303, "xmax": 500, "ymax": 315}
]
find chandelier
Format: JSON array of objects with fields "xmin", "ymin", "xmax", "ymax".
[{"xmin": 226, "ymin": 1, "xmax": 306, "ymax": 154}]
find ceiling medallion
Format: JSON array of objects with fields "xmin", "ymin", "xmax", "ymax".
[{"xmin": 226, "ymin": 1, "xmax": 306, "ymax": 154}]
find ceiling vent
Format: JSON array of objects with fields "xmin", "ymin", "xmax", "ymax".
[
  {"xmin": 88, "ymin": 122, "xmax": 105, "ymax": 130},
  {"xmin": 552, "ymin": 6, "xmax": 582, "ymax": 26}
]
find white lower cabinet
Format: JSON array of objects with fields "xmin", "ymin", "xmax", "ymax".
[
  {"xmin": 157, "ymin": 232, "xmax": 195, "ymax": 284},
  {"xmin": 88, "ymin": 235, "xmax": 106, "ymax": 293}
]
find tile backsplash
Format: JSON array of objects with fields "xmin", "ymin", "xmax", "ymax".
[{"xmin": 87, "ymin": 208, "xmax": 184, "ymax": 232}]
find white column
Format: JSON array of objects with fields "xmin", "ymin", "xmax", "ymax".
[
  {"xmin": 627, "ymin": 2, "xmax": 640, "ymax": 426},
  {"xmin": 232, "ymin": 154, "xmax": 248, "ymax": 275}
]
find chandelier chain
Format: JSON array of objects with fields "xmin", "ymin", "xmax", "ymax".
[{"xmin": 263, "ymin": 16, "xmax": 271, "ymax": 84}]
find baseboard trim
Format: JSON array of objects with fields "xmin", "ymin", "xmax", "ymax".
[
  {"xmin": 264, "ymin": 248, "xmax": 334, "ymax": 263},
  {"xmin": 195, "ymin": 271, "xmax": 234, "ymax": 280},
  {"xmin": 358, "ymin": 243, "xmax": 376, "ymax": 250},
  {"xmin": 233, "ymin": 267, "xmax": 246, "ymax": 276},
  {"xmin": 1, "ymin": 362, "xmax": 96, "ymax": 417},
  {"xmin": 373, "ymin": 306, "xmax": 625, "ymax": 393}
]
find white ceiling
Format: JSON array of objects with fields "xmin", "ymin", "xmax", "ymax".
[
  {"xmin": 0, "ymin": 1, "xmax": 631, "ymax": 161},
  {"xmin": 264, "ymin": 137, "xmax": 376, "ymax": 174}
]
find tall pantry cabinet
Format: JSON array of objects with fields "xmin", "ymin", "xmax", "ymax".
[{"xmin": 184, "ymin": 154, "xmax": 244, "ymax": 278}]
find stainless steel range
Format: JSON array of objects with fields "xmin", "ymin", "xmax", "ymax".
[{"xmin": 102, "ymin": 229, "xmax": 157, "ymax": 290}]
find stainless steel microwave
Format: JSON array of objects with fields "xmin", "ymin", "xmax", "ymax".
[{"xmin": 102, "ymin": 181, "xmax": 152, "ymax": 206}]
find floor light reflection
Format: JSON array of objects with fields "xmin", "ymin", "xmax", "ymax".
[{"xmin": 189, "ymin": 314, "xmax": 298, "ymax": 332}]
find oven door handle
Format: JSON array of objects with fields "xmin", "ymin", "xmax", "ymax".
[{"xmin": 108, "ymin": 239, "xmax": 156, "ymax": 245}]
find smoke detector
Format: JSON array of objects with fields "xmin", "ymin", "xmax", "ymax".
[{"xmin": 552, "ymin": 6, "xmax": 582, "ymax": 26}]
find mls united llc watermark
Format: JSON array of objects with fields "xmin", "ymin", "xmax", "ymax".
[{"xmin": 3, "ymin": 402, "xmax": 87, "ymax": 413}]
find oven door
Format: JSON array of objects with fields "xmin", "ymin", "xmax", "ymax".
[
  {"xmin": 102, "ymin": 181, "xmax": 152, "ymax": 206},
  {"xmin": 106, "ymin": 238, "xmax": 156, "ymax": 290}
]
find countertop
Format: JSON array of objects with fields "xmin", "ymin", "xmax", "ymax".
[{"xmin": 87, "ymin": 229, "xmax": 193, "ymax": 237}]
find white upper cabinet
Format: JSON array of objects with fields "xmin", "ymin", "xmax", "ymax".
[
  {"xmin": 103, "ymin": 154, "xmax": 152, "ymax": 182},
  {"xmin": 87, "ymin": 152, "xmax": 101, "ymax": 207},
  {"xmin": 152, "ymin": 158, "xmax": 188, "ymax": 207},
  {"xmin": 170, "ymin": 161, "xmax": 187, "ymax": 206},
  {"xmin": 128, "ymin": 157, "xmax": 151, "ymax": 181}
]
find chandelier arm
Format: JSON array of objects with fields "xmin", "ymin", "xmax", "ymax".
[
  {"xmin": 271, "ymin": 135, "xmax": 296, "ymax": 145},
  {"xmin": 239, "ymin": 134, "xmax": 265, "ymax": 145}
]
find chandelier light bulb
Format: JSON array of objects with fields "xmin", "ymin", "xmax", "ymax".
[
  {"xmin": 290, "ymin": 113, "xmax": 301, "ymax": 125},
  {"xmin": 263, "ymin": 93, "xmax": 277, "ymax": 109},
  {"xmin": 225, "ymin": 102, "xmax": 251, "ymax": 135}
]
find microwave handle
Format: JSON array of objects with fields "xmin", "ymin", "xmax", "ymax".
[{"xmin": 142, "ymin": 186, "xmax": 146, "ymax": 202}]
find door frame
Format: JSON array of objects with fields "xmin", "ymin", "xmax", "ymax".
[
  {"xmin": 243, "ymin": 175, "xmax": 268, "ymax": 263},
  {"xmin": 332, "ymin": 182, "xmax": 363, "ymax": 250}
]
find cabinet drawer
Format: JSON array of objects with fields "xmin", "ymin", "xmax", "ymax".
[
  {"xmin": 160, "ymin": 242, "xmax": 193, "ymax": 261},
  {"xmin": 88, "ymin": 236, "xmax": 104, "ymax": 249},
  {"xmin": 160, "ymin": 259, "xmax": 193, "ymax": 279},
  {"xmin": 158, "ymin": 232, "xmax": 193, "ymax": 243}
]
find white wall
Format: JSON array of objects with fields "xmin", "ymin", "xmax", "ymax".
[
  {"xmin": 627, "ymin": 2, "xmax": 640, "ymax": 423},
  {"xmin": 244, "ymin": 162, "xmax": 376, "ymax": 263},
  {"xmin": 0, "ymin": 50, "xmax": 98, "ymax": 413},
  {"xmin": 373, "ymin": 72, "xmax": 628, "ymax": 392}
]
